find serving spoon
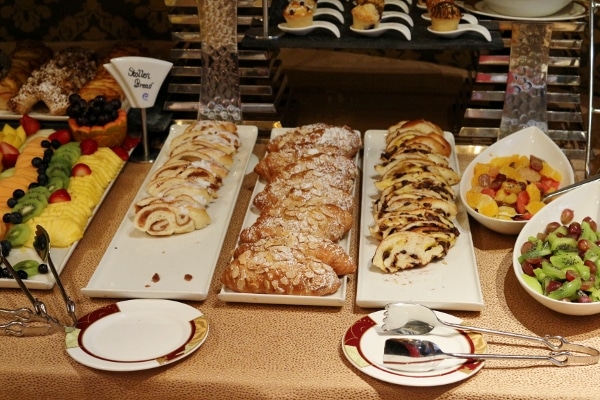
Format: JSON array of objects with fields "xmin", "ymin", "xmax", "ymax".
[
  {"xmin": 382, "ymin": 338, "xmax": 600, "ymax": 372},
  {"xmin": 427, "ymin": 24, "xmax": 491, "ymax": 42},
  {"xmin": 542, "ymin": 173, "xmax": 600, "ymax": 203},
  {"xmin": 382, "ymin": 303, "xmax": 594, "ymax": 352},
  {"xmin": 350, "ymin": 23, "xmax": 412, "ymax": 40}
]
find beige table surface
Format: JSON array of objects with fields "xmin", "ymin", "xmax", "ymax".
[{"xmin": 1, "ymin": 143, "xmax": 599, "ymax": 400}]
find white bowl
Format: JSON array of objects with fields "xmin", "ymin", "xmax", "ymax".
[
  {"xmin": 459, "ymin": 126, "xmax": 575, "ymax": 235},
  {"xmin": 513, "ymin": 180, "xmax": 600, "ymax": 316},
  {"xmin": 483, "ymin": 0, "xmax": 572, "ymax": 17}
]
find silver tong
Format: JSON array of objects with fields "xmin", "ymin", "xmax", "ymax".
[
  {"xmin": 0, "ymin": 225, "xmax": 77, "ymax": 336},
  {"xmin": 382, "ymin": 303, "xmax": 599, "ymax": 368}
]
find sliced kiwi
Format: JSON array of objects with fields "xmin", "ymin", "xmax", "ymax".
[
  {"xmin": 46, "ymin": 177, "xmax": 66, "ymax": 192},
  {"xmin": 27, "ymin": 186, "xmax": 51, "ymax": 199},
  {"xmin": 5, "ymin": 224, "xmax": 31, "ymax": 247},
  {"xmin": 13, "ymin": 197, "xmax": 45, "ymax": 222},
  {"xmin": 13, "ymin": 259, "xmax": 40, "ymax": 278},
  {"xmin": 19, "ymin": 191, "xmax": 48, "ymax": 207},
  {"xmin": 54, "ymin": 143, "xmax": 81, "ymax": 164},
  {"xmin": 46, "ymin": 164, "xmax": 71, "ymax": 180},
  {"xmin": 549, "ymin": 252, "xmax": 584, "ymax": 269}
]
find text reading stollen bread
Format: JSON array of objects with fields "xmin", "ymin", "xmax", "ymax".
[{"xmin": 221, "ymin": 123, "xmax": 361, "ymax": 296}]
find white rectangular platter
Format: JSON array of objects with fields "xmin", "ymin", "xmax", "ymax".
[
  {"xmin": 217, "ymin": 127, "xmax": 355, "ymax": 307},
  {"xmin": 82, "ymin": 124, "xmax": 258, "ymax": 301},
  {"xmin": 356, "ymin": 130, "xmax": 484, "ymax": 311}
]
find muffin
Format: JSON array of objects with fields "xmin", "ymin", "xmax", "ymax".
[
  {"xmin": 283, "ymin": 1, "xmax": 315, "ymax": 28},
  {"xmin": 429, "ymin": 2, "xmax": 461, "ymax": 32},
  {"xmin": 355, "ymin": 0, "xmax": 385, "ymax": 15},
  {"xmin": 426, "ymin": 0, "xmax": 453, "ymax": 13},
  {"xmin": 351, "ymin": 3, "xmax": 381, "ymax": 30}
]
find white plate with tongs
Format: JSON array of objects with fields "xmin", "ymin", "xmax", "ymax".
[
  {"xmin": 0, "ymin": 226, "xmax": 78, "ymax": 337},
  {"xmin": 343, "ymin": 303, "xmax": 600, "ymax": 386}
]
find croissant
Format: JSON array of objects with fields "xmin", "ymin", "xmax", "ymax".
[{"xmin": 0, "ymin": 41, "xmax": 53, "ymax": 110}]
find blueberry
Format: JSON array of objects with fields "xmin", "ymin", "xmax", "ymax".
[
  {"xmin": 2, "ymin": 213, "xmax": 11, "ymax": 223},
  {"xmin": 16, "ymin": 270, "xmax": 28, "ymax": 280},
  {"xmin": 1, "ymin": 240, "xmax": 12, "ymax": 257},
  {"xmin": 28, "ymin": 182, "xmax": 39, "ymax": 189},
  {"xmin": 41, "ymin": 139, "xmax": 51, "ymax": 148},
  {"xmin": 1, "ymin": 268, "xmax": 12, "ymax": 278},
  {"xmin": 37, "ymin": 263, "xmax": 49, "ymax": 274},
  {"xmin": 37, "ymin": 174, "xmax": 49, "ymax": 186},
  {"xmin": 50, "ymin": 139, "xmax": 61, "ymax": 149},
  {"xmin": 6, "ymin": 198, "xmax": 17, "ymax": 208},
  {"xmin": 9, "ymin": 212, "xmax": 22, "ymax": 224},
  {"xmin": 31, "ymin": 157, "xmax": 43, "ymax": 168},
  {"xmin": 12, "ymin": 189, "xmax": 25, "ymax": 199}
]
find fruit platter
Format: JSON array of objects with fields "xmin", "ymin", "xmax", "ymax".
[{"xmin": 0, "ymin": 96, "xmax": 135, "ymax": 289}]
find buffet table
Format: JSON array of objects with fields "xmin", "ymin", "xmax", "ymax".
[{"xmin": 2, "ymin": 141, "xmax": 598, "ymax": 400}]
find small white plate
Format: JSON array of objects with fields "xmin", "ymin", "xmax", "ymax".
[
  {"xmin": 278, "ymin": 21, "xmax": 341, "ymax": 38},
  {"xmin": 65, "ymin": 299, "xmax": 209, "ymax": 372},
  {"xmin": 319, "ymin": 0, "xmax": 344, "ymax": 11},
  {"xmin": 421, "ymin": 11, "xmax": 479, "ymax": 24},
  {"xmin": 384, "ymin": 0, "xmax": 409, "ymax": 13},
  {"xmin": 462, "ymin": 1, "xmax": 587, "ymax": 21},
  {"xmin": 342, "ymin": 310, "xmax": 487, "ymax": 386},
  {"xmin": 314, "ymin": 7, "xmax": 344, "ymax": 23},
  {"xmin": 382, "ymin": 10, "xmax": 414, "ymax": 27},
  {"xmin": 350, "ymin": 22, "xmax": 411, "ymax": 40},
  {"xmin": 427, "ymin": 23, "xmax": 492, "ymax": 41}
]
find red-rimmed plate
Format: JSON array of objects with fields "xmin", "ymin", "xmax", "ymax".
[
  {"xmin": 65, "ymin": 299, "xmax": 208, "ymax": 371},
  {"xmin": 342, "ymin": 310, "xmax": 487, "ymax": 386}
]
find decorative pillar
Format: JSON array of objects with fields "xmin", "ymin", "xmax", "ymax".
[
  {"xmin": 196, "ymin": 0, "xmax": 242, "ymax": 122},
  {"xmin": 498, "ymin": 23, "xmax": 553, "ymax": 139}
]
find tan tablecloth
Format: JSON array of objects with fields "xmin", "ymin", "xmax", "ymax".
[{"xmin": 2, "ymin": 145, "xmax": 599, "ymax": 400}]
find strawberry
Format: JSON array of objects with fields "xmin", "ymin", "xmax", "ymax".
[
  {"xmin": 79, "ymin": 139, "xmax": 98, "ymax": 155},
  {"xmin": 19, "ymin": 114, "xmax": 40, "ymax": 136},
  {"xmin": 49, "ymin": 189, "xmax": 71, "ymax": 203},
  {"xmin": 0, "ymin": 141, "xmax": 20, "ymax": 169},
  {"xmin": 48, "ymin": 129, "xmax": 72, "ymax": 145},
  {"xmin": 71, "ymin": 163, "xmax": 92, "ymax": 177},
  {"xmin": 121, "ymin": 136, "xmax": 141, "ymax": 151},
  {"xmin": 111, "ymin": 147, "xmax": 129, "ymax": 161}
]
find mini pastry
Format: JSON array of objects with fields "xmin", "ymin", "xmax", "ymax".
[
  {"xmin": 283, "ymin": 1, "xmax": 315, "ymax": 28},
  {"xmin": 351, "ymin": 3, "xmax": 381, "ymax": 30},
  {"xmin": 355, "ymin": 0, "xmax": 385, "ymax": 15},
  {"xmin": 429, "ymin": 2, "xmax": 462, "ymax": 32},
  {"xmin": 426, "ymin": 0, "xmax": 452, "ymax": 13}
]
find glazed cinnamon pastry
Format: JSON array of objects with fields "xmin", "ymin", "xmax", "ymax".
[
  {"xmin": 221, "ymin": 246, "xmax": 341, "ymax": 296},
  {"xmin": 0, "ymin": 41, "xmax": 53, "ymax": 110},
  {"xmin": 8, "ymin": 46, "xmax": 97, "ymax": 115},
  {"xmin": 78, "ymin": 42, "xmax": 147, "ymax": 102},
  {"xmin": 133, "ymin": 120, "xmax": 240, "ymax": 236},
  {"xmin": 133, "ymin": 195, "xmax": 211, "ymax": 236}
]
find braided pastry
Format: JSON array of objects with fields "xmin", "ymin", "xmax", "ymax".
[
  {"xmin": 0, "ymin": 41, "xmax": 53, "ymax": 110},
  {"xmin": 8, "ymin": 46, "xmax": 97, "ymax": 115}
]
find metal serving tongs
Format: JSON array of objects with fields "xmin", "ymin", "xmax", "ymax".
[
  {"xmin": 381, "ymin": 303, "xmax": 600, "ymax": 367},
  {"xmin": 0, "ymin": 255, "xmax": 62, "ymax": 336},
  {"xmin": 33, "ymin": 225, "xmax": 77, "ymax": 329}
]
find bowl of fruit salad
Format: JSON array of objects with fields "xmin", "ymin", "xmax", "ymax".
[
  {"xmin": 513, "ymin": 180, "xmax": 600, "ymax": 315},
  {"xmin": 459, "ymin": 126, "xmax": 575, "ymax": 235}
]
